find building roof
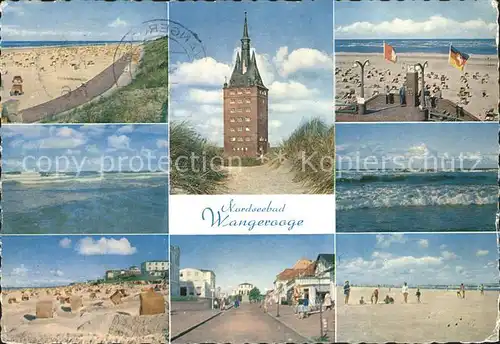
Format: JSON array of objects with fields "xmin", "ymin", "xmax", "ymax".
[
  {"xmin": 317, "ymin": 254, "xmax": 335, "ymax": 264},
  {"xmin": 292, "ymin": 259, "xmax": 313, "ymax": 270},
  {"xmin": 226, "ymin": 12, "xmax": 266, "ymax": 89},
  {"xmin": 238, "ymin": 282, "xmax": 253, "ymax": 286},
  {"xmin": 276, "ymin": 260, "xmax": 317, "ymax": 281}
]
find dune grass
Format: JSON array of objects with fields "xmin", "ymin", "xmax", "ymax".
[
  {"xmin": 45, "ymin": 37, "xmax": 168, "ymax": 123},
  {"xmin": 271, "ymin": 118, "xmax": 334, "ymax": 194},
  {"xmin": 170, "ymin": 121, "xmax": 227, "ymax": 195}
]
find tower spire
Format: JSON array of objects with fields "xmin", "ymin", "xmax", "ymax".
[{"xmin": 243, "ymin": 11, "xmax": 249, "ymax": 39}]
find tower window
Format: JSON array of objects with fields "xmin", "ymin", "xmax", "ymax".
[
  {"xmin": 245, "ymin": 108, "xmax": 251, "ymax": 113},
  {"xmin": 230, "ymin": 99, "xmax": 235, "ymax": 104},
  {"xmin": 245, "ymin": 88, "xmax": 251, "ymax": 94},
  {"xmin": 237, "ymin": 127, "xmax": 243, "ymax": 132},
  {"xmin": 237, "ymin": 117, "xmax": 243, "ymax": 123},
  {"xmin": 245, "ymin": 117, "xmax": 250, "ymax": 122},
  {"xmin": 237, "ymin": 99, "xmax": 243, "ymax": 104},
  {"xmin": 230, "ymin": 118, "xmax": 235, "ymax": 123},
  {"xmin": 230, "ymin": 128, "xmax": 235, "ymax": 132},
  {"xmin": 230, "ymin": 108, "xmax": 235, "ymax": 113},
  {"xmin": 245, "ymin": 137, "xmax": 251, "ymax": 142},
  {"xmin": 230, "ymin": 137, "xmax": 236, "ymax": 142},
  {"xmin": 237, "ymin": 108, "xmax": 243, "ymax": 113},
  {"xmin": 229, "ymin": 91, "xmax": 235, "ymax": 96},
  {"xmin": 245, "ymin": 98, "xmax": 251, "ymax": 104},
  {"xmin": 237, "ymin": 137, "xmax": 244, "ymax": 142},
  {"xmin": 245, "ymin": 127, "xmax": 250, "ymax": 132},
  {"xmin": 237, "ymin": 90, "xmax": 243, "ymax": 95}
]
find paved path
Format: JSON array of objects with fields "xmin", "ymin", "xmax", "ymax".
[
  {"xmin": 225, "ymin": 163, "xmax": 310, "ymax": 194},
  {"xmin": 17, "ymin": 54, "xmax": 130, "ymax": 123},
  {"xmin": 172, "ymin": 304, "xmax": 310, "ymax": 343}
]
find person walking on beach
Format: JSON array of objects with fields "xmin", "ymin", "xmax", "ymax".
[
  {"xmin": 480, "ymin": 284, "xmax": 485, "ymax": 295},
  {"xmin": 371, "ymin": 287, "xmax": 379, "ymax": 304},
  {"xmin": 402, "ymin": 282, "xmax": 409, "ymax": 303},
  {"xmin": 344, "ymin": 280, "xmax": 351, "ymax": 305},
  {"xmin": 460, "ymin": 283, "xmax": 465, "ymax": 299},
  {"xmin": 416, "ymin": 288, "xmax": 421, "ymax": 303},
  {"xmin": 385, "ymin": 85, "xmax": 390, "ymax": 104}
]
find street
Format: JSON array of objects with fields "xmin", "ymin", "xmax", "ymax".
[{"xmin": 172, "ymin": 303, "xmax": 310, "ymax": 343}]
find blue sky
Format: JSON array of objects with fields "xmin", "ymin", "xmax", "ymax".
[
  {"xmin": 2, "ymin": 125, "xmax": 168, "ymax": 172},
  {"xmin": 335, "ymin": 0, "xmax": 497, "ymax": 39},
  {"xmin": 336, "ymin": 233, "xmax": 498, "ymax": 286},
  {"xmin": 171, "ymin": 235, "xmax": 334, "ymax": 294},
  {"xmin": 169, "ymin": 1, "xmax": 334, "ymax": 146},
  {"xmin": 336, "ymin": 123, "xmax": 498, "ymax": 170},
  {"xmin": 2, "ymin": 235, "xmax": 168, "ymax": 288},
  {"xmin": 1, "ymin": 0, "xmax": 167, "ymax": 41}
]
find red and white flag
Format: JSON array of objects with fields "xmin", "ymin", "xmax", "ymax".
[{"xmin": 384, "ymin": 42, "xmax": 397, "ymax": 63}]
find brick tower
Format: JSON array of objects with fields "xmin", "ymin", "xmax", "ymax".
[{"xmin": 223, "ymin": 12, "xmax": 269, "ymax": 157}]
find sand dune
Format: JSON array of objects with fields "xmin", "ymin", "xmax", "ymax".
[
  {"xmin": 335, "ymin": 53, "xmax": 498, "ymax": 120},
  {"xmin": 337, "ymin": 286, "xmax": 499, "ymax": 343},
  {"xmin": 2, "ymin": 283, "xmax": 168, "ymax": 344},
  {"xmin": 1, "ymin": 44, "xmax": 141, "ymax": 112}
]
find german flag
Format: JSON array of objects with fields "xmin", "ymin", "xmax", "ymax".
[{"xmin": 448, "ymin": 45, "xmax": 469, "ymax": 71}]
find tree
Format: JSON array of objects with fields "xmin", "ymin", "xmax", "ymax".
[{"xmin": 249, "ymin": 287, "xmax": 261, "ymax": 303}]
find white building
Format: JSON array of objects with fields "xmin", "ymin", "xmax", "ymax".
[
  {"xmin": 141, "ymin": 260, "xmax": 168, "ymax": 277},
  {"xmin": 232, "ymin": 282, "xmax": 254, "ymax": 296},
  {"xmin": 170, "ymin": 246, "xmax": 181, "ymax": 297},
  {"xmin": 179, "ymin": 268, "xmax": 216, "ymax": 298}
]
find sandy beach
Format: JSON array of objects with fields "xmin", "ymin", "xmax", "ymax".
[
  {"xmin": 2, "ymin": 282, "xmax": 168, "ymax": 344},
  {"xmin": 1, "ymin": 44, "xmax": 140, "ymax": 112},
  {"xmin": 335, "ymin": 53, "xmax": 498, "ymax": 120},
  {"xmin": 336, "ymin": 286, "xmax": 498, "ymax": 343}
]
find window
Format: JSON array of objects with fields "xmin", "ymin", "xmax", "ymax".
[
  {"xmin": 230, "ymin": 108, "xmax": 235, "ymax": 113},
  {"xmin": 245, "ymin": 108, "xmax": 251, "ymax": 113},
  {"xmin": 237, "ymin": 127, "xmax": 243, "ymax": 132},
  {"xmin": 230, "ymin": 118, "xmax": 235, "ymax": 123},
  {"xmin": 237, "ymin": 99, "xmax": 243, "ymax": 104},
  {"xmin": 230, "ymin": 99, "xmax": 235, "ymax": 104},
  {"xmin": 237, "ymin": 137, "xmax": 244, "ymax": 142},
  {"xmin": 229, "ymin": 91, "xmax": 235, "ymax": 95},
  {"xmin": 237, "ymin": 117, "xmax": 243, "ymax": 123},
  {"xmin": 245, "ymin": 98, "xmax": 251, "ymax": 104},
  {"xmin": 245, "ymin": 137, "xmax": 251, "ymax": 142},
  {"xmin": 261, "ymin": 99, "xmax": 265, "ymax": 104},
  {"xmin": 245, "ymin": 88, "xmax": 251, "ymax": 94},
  {"xmin": 237, "ymin": 90, "xmax": 243, "ymax": 95},
  {"xmin": 230, "ymin": 137, "xmax": 236, "ymax": 142},
  {"xmin": 244, "ymin": 147, "xmax": 248, "ymax": 151},
  {"xmin": 245, "ymin": 117, "xmax": 250, "ymax": 122},
  {"xmin": 237, "ymin": 108, "xmax": 243, "ymax": 113},
  {"xmin": 245, "ymin": 127, "xmax": 250, "ymax": 132},
  {"xmin": 230, "ymin": 128, "xmax": 235, "ymax": 132}
]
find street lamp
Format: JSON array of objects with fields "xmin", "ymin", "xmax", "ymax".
[
  {"xmin": 353, "ymin": 59, "xmax": 370, "ymax": 99},
  {"xmin": 415, "ymin": 61, "xmax": 429, "ymax": 109}
]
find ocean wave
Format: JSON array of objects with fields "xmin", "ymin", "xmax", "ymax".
[
  {"xmin": 336, "ymin": 172, "xmax": 495, "ymax": 184},
  {"xmin": 3, "ymin": 172, "xmax": 167, "ymax": 186},
  {"xmin": 336, "ymin": 184, "xmax": 496, "ymax": 210}
]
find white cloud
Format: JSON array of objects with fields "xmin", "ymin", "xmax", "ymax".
[
  {"xmin": 108, "ymin": 135, "xmax": 130, "ymax": 150},
  {"xmin": 116, "ymin": 125, "xmax": 135, "ymax": 134},
  {"xmin": 76, "ymin": 237, "xmax": 137, "ymax": 256},
  {"xmin": 11, "ymin": 265, "xmax": 28, "ymax": 276},
  {"xmin": 50, "ymin": 269, "xmax": 64, "ymax": 277},
  {"xmin": 171, "ymin": 57, "xmax": 231, "ymax": 87},
  {"xmin": 476, "ymin": 249, "xmax": 489, "ymax": 257},
  {"xmin": 456, "ymin": 265, "xmax": 465, "ymax": 274},
  {"xmin": 39, "ymin": 137, "xmax": 86, "ymax": 149},
  {"xmin": 440, "ymin": 244, "xmax": 447, "ymax": 250},
  {"xmin": 59, "ymin": 238, "xmax": 72, "ymax": 249},
  {"xmin": 375, "ymin": 234, "xmax": 407, "ymax": 248},
  {"xmin": 187, "ymin": 89, "xmax": 222, "ymax": 104},
  {"xmin": 441, "ymin": 251, "xmax": 458, "ymax": 260},
  {"xmin": 335, "ymin": 16, "xmax": 496, "ymax": 39},
  {"xmin": 418, "ymin": 239, "xmax": 429, "ymax": 248},
  {"xmin": 268, "ymin": 81, "xmax": 319, "ymax": 100},
  {"xmin": 274, "ymin": 47, "xmax": 332, "ymax": 77},
  {"xmin": 109, "ymin": 17, "xmax": 128, "ymax": 28}
]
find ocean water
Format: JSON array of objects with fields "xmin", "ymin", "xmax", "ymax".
[
  {"xmin": 336, "ymin": 171, "xmax": 497, "ymax": 232},
  {"xmin": 335, "ymin": 39, "xmax": 497, "ymax": 55},
  {"xmin": 2, "ymin": 40, "xmax": 126, "ymax": 48},
  {"xmin": 2, "ymin": 172, "xmax": 168, "ymax": 234}
]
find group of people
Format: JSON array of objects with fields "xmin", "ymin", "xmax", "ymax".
[
  {"xmin": 385, "ymin": 84, "xmax": 443, "ymax": 109},
  {"xmin": 343, "ymin": 281, "xmax": 422, "ymax": 305}
]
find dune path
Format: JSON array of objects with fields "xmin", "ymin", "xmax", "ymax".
[{"xmin": 224, "ymin": 163, "xmax": 309, "ymax": 194}]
